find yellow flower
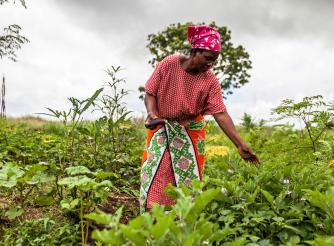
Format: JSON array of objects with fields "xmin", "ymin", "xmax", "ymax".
[
  {"xmin": 119, "ymin": 122, "xmax": 132, "ymax": 129},
  {"xmin": 328, "ymin": 160, "xmax": 334, "ymax": 167},
  {"xmin": 42, "ymin": 135, "xmax": 56, "ymax": 144},
  {"xmin": 206, "ymin": 135, "xmax": 222, "ymax": 144},
  {"xmin": 205, "ymin": 146, "xmax": 229, "ymax": 158}
]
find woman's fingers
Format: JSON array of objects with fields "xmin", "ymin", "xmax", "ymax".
[
  {"xmin": 145, "ymin": 118, "xmax": 166, "ymax": 129},
  {"xmin": 239, "ymin": 147, "xmax": 261, "ymax": 165}
]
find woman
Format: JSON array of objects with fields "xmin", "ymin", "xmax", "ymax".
[{"xmin": 140, "ymin": 25, "xmax": 260, "ymax": 212}]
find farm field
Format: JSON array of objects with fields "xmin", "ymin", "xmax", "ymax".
[
  {"xmin": 0, "ymin": 91, "xmax": 334, "ymax": 245},
  {"xmin": 2, "ymin": 0, "xmax": 334, "ymax": 245}
]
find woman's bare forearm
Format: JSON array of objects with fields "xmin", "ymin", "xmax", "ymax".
[
  {"xmin": 214, "ymin": 112, "xmax": 260, "ymax": 164},
  {"xmin": 144, "ymin": 93, "xmax": 159, "ymax": 119},
  {"xmin": 213, "ymin": 112, "xmax": 244, "ymax": 148}
]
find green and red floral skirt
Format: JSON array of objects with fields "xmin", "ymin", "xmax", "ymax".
[{"xmin": 140, "ymin": 115, "xmax": 205, "ymax": 212}]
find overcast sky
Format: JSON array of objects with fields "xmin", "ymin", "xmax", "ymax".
[{"xmin": 1, "ymin": 0, "xmax": 333, "ymax": 124}]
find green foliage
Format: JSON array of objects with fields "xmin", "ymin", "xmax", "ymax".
[
  {"xmin": 305, "ymin": 235, "xmax": 334, "ymax": 246},
  {"xmin": 5, "ymin": 207, "xmax": 23, "ymax": 220},
  {"xmin": 88, "ymin": 182, "xmax": 226, "ymax": 246},
  {"xmin": 89, "ymin": 168, "xmax": 334, "ymax": 245},
  {"xmin": 0, "ymin": 67, "xmax": 143, "ymax": 244},
  {"xmin": 272, "ymin": 95, "xmax": 334, "ymax": 153},
  {"xmin": 0, "ymin": 162, "xmax": 55, "ymax": 211},
  {"xmin": 0, "ymin": 0, "xmax": 26, "ymax": 7},
  {"xmin": 93, "ymin": 66, "xmax": 139, "ymax": 175},
  {"xmin": 241, "ymin": 113, "xmax": 256, "ymax": 130},
  {"xmin": 0, "ymin": 0, "xmax": 29, "ymax": 61},
  {"xmin": 83, "ymin": 97, "xmax": 333, "ymax": 245},
  {"xmin": 58, "ymin": 166, "xmax": 113, "ymax": 245},
  {"xmin": 0, "ymin": 25, "xmax": 28, "ymax": 62},
  {"xmin": 2, "ymin": 218, "xmax": 80, "ymax": 246},
  {"xmin": 39, "ymin": 88, "xmax": 104, "ymax": 165},
  {"xmin": 303, "ymin": 187, "xmax": 334, "ymax": 220},
  {"xmin": 203, "ymin": 143, "xmax": 334, "ymax": 244},
  {"xmin": 1, "ymin": 93, "xmax": 334, "ymax": 245},
  {"xmin": 144, "ymin": 22, "xmax": 252, "ymax": 97}
]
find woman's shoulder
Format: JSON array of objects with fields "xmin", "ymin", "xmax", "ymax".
[
  {"xmin": 162, "ymin": 54, "xmax": 180, "ymax": 62},
  {"xmin": 158, "ymin": 54, "xmax": 180, "ymax": 68},
  {"xmin": 201, "ymin": 70, "xmax": 220, "ymax": 87}
]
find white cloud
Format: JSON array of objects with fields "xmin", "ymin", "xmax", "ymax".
[
  {"xmin": 1, "ymin": 0, "xmax": 124, "ymax": 116},
  {"xmin": 0, "ymin": 0, "xmax": 333, "ymax": 126},
  {"xmin": 226, "ymin": 35, "xmax": 334, "ymax": 123}
]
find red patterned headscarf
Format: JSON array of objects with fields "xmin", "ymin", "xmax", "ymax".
[{"xmin": 187, "ymin": 25, "xmax": 221, "ymax": 52}]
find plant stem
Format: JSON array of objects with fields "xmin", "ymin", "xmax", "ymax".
[{"xmin": 80, "ymin": 198, "xmax": 85, "ymax": 245}]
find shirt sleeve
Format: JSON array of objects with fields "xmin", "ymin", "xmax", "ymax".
[
  {"xmin": 203, "ymin": 78, "xmax": 227, "ymax": 115},
  {"xmin": 144, "ymin": 61, "xmax": 163, "ymax": 96}
]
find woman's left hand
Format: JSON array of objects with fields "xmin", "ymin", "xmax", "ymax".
[{"xmin": 237, "ymin": 142, "xmax": 261, "ymax": 166}]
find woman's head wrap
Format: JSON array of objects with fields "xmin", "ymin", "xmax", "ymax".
[{"xmin": 187, "ymin": 25, "xmax": 221, "ymax": 52}]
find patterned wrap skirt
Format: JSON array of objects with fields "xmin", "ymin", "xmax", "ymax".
[{"xmin": 139, "ymin": 115, "xmax": 205, "ymax": 212}]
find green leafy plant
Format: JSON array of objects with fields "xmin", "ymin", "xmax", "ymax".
[
  {"xmin": 272, "ymin": 95, "xmax": 334, "ymax": 153},
  {"xmin": 87, "ymin": 181, "xmax": 228, "ymax": 246},
  {"xmin": 0, "ymin": 162, "xmax": 55, "ymax": 218},
  {"xmin": 57, "ymin": 165, "xmax": 113, "ymax": 245},
  {"xmin": 40, "ymin": 88, "xmax": 103, "ymax": 164},
  {"xmin": 2, "ymin": 217, "xmax": 80, "ymax": 246},
  {"xmin": 94, "ymin": 66, "xmax": 133, "ymax": 165}
]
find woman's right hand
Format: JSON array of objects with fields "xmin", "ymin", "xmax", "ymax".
[
  {"xmin": 145, "ymin": 112, "xmax": 165, "ymax": 130},
  {"xmin": 146, "ymin": 112, "xmax": 159, "ymax": 122},
  {"xmin": 237, "ymin": 142, "xmax": 261, "ymax": 166}
]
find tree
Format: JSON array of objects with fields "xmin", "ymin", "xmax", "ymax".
[
  {"xmin": 139, "ymin": 22, "xmax": 252, "ymax": 99},
  {"xmin": 0, "ymin": 0, "xmax": 29, "ymax": 61},
  {"xmin": 241, "ymin": 113, "xmax": 256, "ymax": 130},
  {"xmin": 271, "ymin": 95, "xmax": 334, "ymax": 153},
  {"xmin": 0, "ymin": 0, "xmax": 29, "ymax": 118}
]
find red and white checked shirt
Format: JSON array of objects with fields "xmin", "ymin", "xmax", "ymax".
[{"xmin": 145, "ymin": 54, "xmax": 227, "ymax": 119}]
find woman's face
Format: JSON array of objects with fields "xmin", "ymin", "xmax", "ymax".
[{"xmin": 192, "ymin": 50, "xmax": 219, "ymax": 72}]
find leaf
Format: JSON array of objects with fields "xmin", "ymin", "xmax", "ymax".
[
  {"xmin": 114, "ymin": 111, "xmax": 132, "ymax": 125},
  {"xmin": 65, "ymin": 166, "xmax": 93, "ymax": 175},
  {"xmin": 60, "ymin": 198, "xmax": 80, "ymax": 210},
  {"xmin": 5, "ymin": 207, "xmax": 24, "ymax": 220},
  {"xmin": 120, "ymin": 225, "xmax": 146, "ymax": 246},
  {"xmin": 0, "ymin": 179, "xmax": 17, "ymax": 188},
  {"xmin": 80, "ymin": 88, "xmax": 103, "ymax": 114},
  {"xmin": 223, "ymin": 237, "xmax": 247, "ymax": 246},
  {"xmin": 25, "ymin": 164, "xmax": 48, "ymax": 174},
  {"xmin": 183, "ymin": 230, "xmax": 201, "ymax": 246},
  {"xmin": 303, "ymin": 187, "xmax": 334, "ymax": 219},
  {"xmin": 283, "ymin": 225, "xmax": 306, "ymax": 237},
  {"xmin": 58, "ymin": 176, "xmax": 95, "ymax": 189},
  {"xmin": 35, "ymin": 195, "xmax": 55, "ymax": 206},
  {"xmin": 261, "ymin": 189, "xmax": 274, "ymax": 206},
  {"xmin": 91, "ymin": 229, "xmax": 124, "ymax": 245},
  {"xmin": 86, "ymin": 207, "xmax": 123, "ymax": 227},
  {"xmin": 26, "ymin": 172, "xmax": 55, "ymax": 185},
  {"xmin": 185, "ymin": 188, "xmax": 220, "ymax": 224},
  {"xmin": 258, "ymin": 239, "xmax": 273, "ymax": 246},
  {"xmin": 151, "ymin": 206, "xmax": 172, "ymax": 240},
  {"xmin": 0, "ymin": 164, "xmax": 25, "ymax": 188},
  {"xmin": 305, "ymin": 235, "xmax": 334, "ymax": 246},
  {"xmin": 94, "ymin": 171, "xmax": 119, "ymax": 179},
  {"xmin": 19, "ymin": 0, "xmax": 27, "ymax": 8},
  {"xmin": 85, "ymin": 212, "xmax": 114, "ymax": 225},
  {"xmin": 44, "ymin": 107, "xmax": 61, "ymax": 118},
  {"xmin": 95, "ymin": 180, "xmax": 112, "ymax": 188},
  {"xmin": 284, "ymin": 235, "xmax": 300, "ymax": 246}
]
